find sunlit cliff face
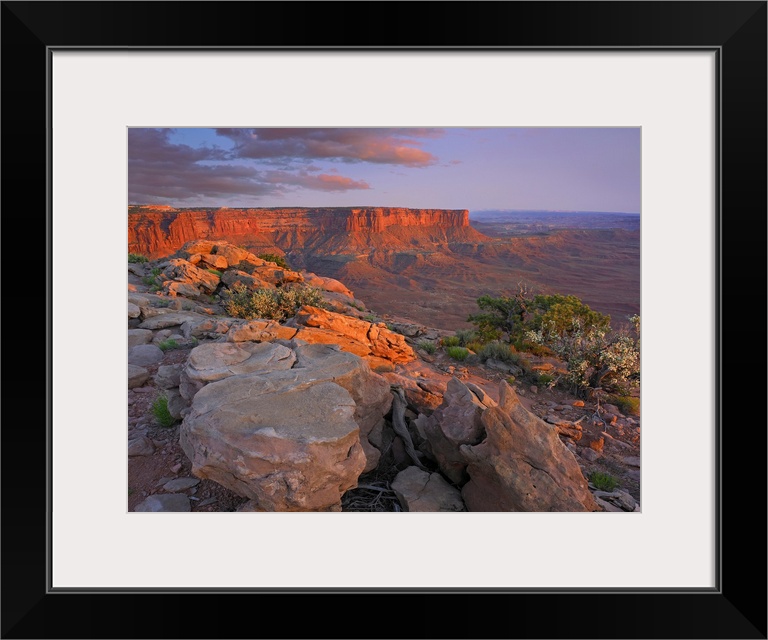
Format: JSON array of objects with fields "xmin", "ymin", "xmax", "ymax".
[{"xmin": 128, "ymin": 207, "xmax": 470, "ymax": 258}]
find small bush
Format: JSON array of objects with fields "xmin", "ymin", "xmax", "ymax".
[
  {"xmin": 446, "ymin": 346, "xmax": 469, "ymax": 361},
  {"xmin": 151, "ymin": 395, "xmax": 176, "ymax": 428},
  {"xmin": 363, "ymin": 314, "xmax": 378, "ymax": 323},
  {"xmin": 441, "ymin": 336, "xmax": 461, "ymax": 348},
  {"xmin": 605, "ymin": 394, "xmax": 640, "ymax": 416},
  {"xmin": 465, "ymin": 341, "xmax": 483, "ymax": 354},
  {"xmin": 477, "ymin": 340, "xmax": 519, "ymax": 363},
  {"xmin": 258, "ymin": 253, "xmax": 290, "ymax": 269},
  {"xmin": 454, "ymin": 329, "xmax": 478, "ymax": 346},
  {"xmin": 206, "ymin": 268, "xmax": 223, "ymax": 277},
  {"xmin": 537, "ymin": 373, "xmax": 555, "ymax": 385},
  {"xmin": 222, "ymin": 282, "xmax": 324, "ymax": 321},
  {"xmin": 128, "ymin": 253, "xmax": 149, "ymax": 263},
  {"xmin": 589, "ymin": 471, "xmax": 619, "ymax": 492},
  {"xmin": 418, "ymin": 340, "xmax": 437, "ymax": 354},
  {"xmin": 157, "ymin": 339, "xmax": 180, "ymax": 351},
  {"xmin": 385, "ymin": 323, "xmax": 396, "ymax": 332}
]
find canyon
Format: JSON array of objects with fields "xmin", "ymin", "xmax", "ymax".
[{"xmin": 129, "ymin": 206, "xmax": 640, "ymax": 330}]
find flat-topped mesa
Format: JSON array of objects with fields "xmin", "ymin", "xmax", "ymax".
[
  {"xmin": 345, "ymin": 208, "xmax": 469, "ymax": 232},
  {"xmin": 128, "ymin": 206, "xmax": 470, "ymax": 258}
]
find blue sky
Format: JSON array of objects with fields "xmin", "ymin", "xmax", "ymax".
[{"xmin": 128, "ymin": 127, "xmax": 640, "ymax": 213}]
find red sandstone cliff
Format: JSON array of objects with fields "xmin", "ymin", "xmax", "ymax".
[{"xmin": 128, "ymin": 206, "xmax": 475, "ymax": 258}]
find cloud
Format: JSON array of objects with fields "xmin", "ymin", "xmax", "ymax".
[
  {"xmin": 215, "ymin": 128, "xmax": 442, "ymax": 166},
  {"xmin": 129, "ymin": 128, "xmax": 372, "ymax": 203},
  {"xmin": 263, "ymin": 171, "xmax": 370, "ymax": 191}
]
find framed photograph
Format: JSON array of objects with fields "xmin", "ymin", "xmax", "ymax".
[{"xmin": 3, "ymin": 2, "xmax": 765, "ymax": 638}]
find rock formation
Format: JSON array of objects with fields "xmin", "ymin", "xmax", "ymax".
[
  {"xmin": 128, "ymin": 206, "xmax": 472, "ymax": 258},
  {"xmin": 179, "ymin": 343, "xmax": 396, "ymax": 511},
  {"xmin": 460, "ymin": 381, "xmax": 598, "ymax": 512}
]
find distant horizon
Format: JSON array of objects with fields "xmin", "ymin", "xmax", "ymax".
[
  {"xmin": 129, "ymin": 128, "xmax": 641, "ymax": 212},
  {"xmin": 128, "ymin": 203, "xmax": 640, "ymax": 216}
]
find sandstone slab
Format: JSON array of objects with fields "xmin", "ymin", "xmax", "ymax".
[
  {"xmin": 179, "ymin": 342, "xmax": 296, "ymax": 401},
  {"xmin": 135, "ymin": 493, "xmax": 191, "ymax": 512},
  {"xmin": 391, "ymin": 466, "xmax": 465, "ymax": 512},
  {"xmin": 139, "ymin": 312, "xmax": 206, "ymax": 330},
  {"xmin": 128, "ymin": 365, "xmax": 150, "ymax": 389},
  {"xmin": 128, "ymin": 329, "xmax": 154, "ymax": 348},
  {"xmin": 128, "ymin": 344, "xmax": 164, "ymax": 367}
]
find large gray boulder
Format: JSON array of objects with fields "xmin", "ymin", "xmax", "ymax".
[{"xmin": 180, "ymin": 370, "xmax": 365, "ymax": 512}]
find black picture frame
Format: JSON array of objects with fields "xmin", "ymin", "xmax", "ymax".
[{"xmin": 2, "ymin": 2, "xmax": 765, "ymax": 638}]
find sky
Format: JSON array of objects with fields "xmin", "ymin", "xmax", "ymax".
[{"xmin": 128, "ymin": 127, "xmax": 641, "ymax": 213}]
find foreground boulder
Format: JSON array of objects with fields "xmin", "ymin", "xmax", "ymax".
[
  {"xmin": 292, "ymin": 344, "xmax": 392, "ymax": 472},
  {"xmin": 460, "ymin": 381, "xmax": 598, "ymax": 512},
  {"xmin": 179, "ymin": 343, "xmax": 392, "ymax": 510},
  {"xmin": 181, "ymin": 369, "xmax": 365, "ymax": 511},
  {"xmin": 417, "ymin": 378, "xmax": 487, "ymax": 484}
]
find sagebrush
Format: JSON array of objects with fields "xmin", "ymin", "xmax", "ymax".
[
  {"xmin": 258, "ymin": 253, "xmax": 290, "ymax": 269},
  {"xmin": 222, "ymin": 282, "xmax": 324, "ymax": 321}
]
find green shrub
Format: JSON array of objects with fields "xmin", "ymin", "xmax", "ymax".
[
  {"xmin": 477, "ymin": 340, "xmax": 519, "ymax": 363},
  {"xmin": 441, "ymin": 336, "xmax": 461, "ymax": 348},
  {"xmin": 454, "ymin": 329, "xmax": 478, "ymax": 346},
  {"xmin": 385, "ymin": 323, "xmax": 396, "ymax": 332},
  {"xmin": 465, "ymin": 341, "xmax": 484, "ymax": 353},
  {"xmin": 157, "ymin": 339, "xmax": 180, "ymax": 352},
  {"xmin": 151, "ymin": 395, "xmax": 176, "ymax": 428},
  {"xmin": 589, "ymin": 471, "xmax": 619, "ymax": 492},
  {"xmin": 537, "ymin": 373, "xmax": 555, "ymax": 385},
  {"xmin": 363, "ymin": 314, "xmax": 378, "ymax": 323},
  {"xmin": 418, "ymin": 340, "xmax": 437, "ymax": 354},
  {"xmin": 258, "ymin": 253, "xmax": 290, "ymax": 269},
  {"xmin": 206, "ymin": 268, "xmax": 223, "ymax": 277},
  {"xmin": 605, "ymin": 394, "xmax": 640, "ymax": 416},
  {"xmin": 128, "ymin": 253, "xmax": 149, "ymax": 263},
  {"xmin": 446, "ymin": 346, "xmax": 469, "ymax": 361},
  {"xmin": 222, "ymin": 282, "xmax": 324, "ymax": 321},
  {"xmin": 142, "ymin": 268, "xmax": 164, "ymax": 288}
]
